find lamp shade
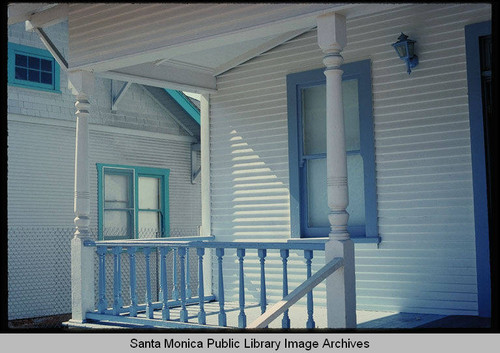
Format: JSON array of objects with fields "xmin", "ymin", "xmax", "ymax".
[{"xmin": 392, "ymin": 32, "xmax": 418, "ymax": 74}]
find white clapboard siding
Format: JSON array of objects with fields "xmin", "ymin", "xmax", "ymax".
[
  {"xmin": 210, "ymin": 3, "xmax": 490, "ymax": 316},
  {"xmin": 7, "ymin": 118, "xmax": 201, "ymax": 320},
  {"xmin": 67, "ymin": 3, "xmax": 339, "ymax": 68}
]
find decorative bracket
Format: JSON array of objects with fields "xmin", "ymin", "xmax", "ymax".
[{"xmin": 111, "ymin": 80, "xmax": 132, "ymax": 111}]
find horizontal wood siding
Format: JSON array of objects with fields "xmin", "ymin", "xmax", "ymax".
[
  {"xmin": 67, "ymin": 3, "xmax": 339, "ymax": 68},
  {"xmin": 7, "ymin": 119, "xmax": 201, "ymax": 320},
  {"xmin": 210, "ymin": 3, "xmax": 490, "ymax": 316}
]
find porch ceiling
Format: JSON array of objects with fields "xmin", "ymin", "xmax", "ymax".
[{"xmin": 8, "ymin": 3, "xmax": 407, "ymax": 93}]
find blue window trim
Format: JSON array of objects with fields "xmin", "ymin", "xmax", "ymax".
[
  {"xmin": 165, "ymin": 89, "xmax": 200, "ymax": 125},
  {"xmin": 97, "ymin": 163, "xmax": 170, "ymax": 240},
  {"xmin": 287, "ymin": 59, "xmax": 379, "ymax": 243},
  {"xmin": 465, "ymin": 20, "xmax": 491, "ymax": 318},
  {"xmin": 8, "ymin": 42, "xmax": 61, "ymax": 93}
]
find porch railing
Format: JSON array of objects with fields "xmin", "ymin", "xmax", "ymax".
[{"xmin": 82, "ymin": 237, "xmax": 342, "ymax": 329}]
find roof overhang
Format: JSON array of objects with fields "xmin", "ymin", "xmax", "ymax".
[{"xmin": 8, "ymin": 3, "xmax": 408, "ymax": 93}]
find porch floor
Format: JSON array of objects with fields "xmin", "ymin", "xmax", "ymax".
[{"xmin": 66, "ymin": 300, "xmax": 479, "ymax": 330}]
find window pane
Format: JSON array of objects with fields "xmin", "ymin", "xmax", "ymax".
[
  {"xmin": 28, "ymin": 56, "xmax": 40, "ymax": 69},
  {"xmin": 138, "ymin": 177, "xmax": 160, "ymax": 209},
  {"xmin": 41, "ymin": 59, "xmax": 52, "ymax": 72},
  {"xmin": 343, "ymin": 79, "xmax": 360, "ymax": 152},
  {"xmin": 306, "ymin": 154, "xmax": 365, "ymax": 230},
  {"xmin": 346, "ymin": 153, "xmax": 365, "ymax": 227},
  {"xmin": 15, "ymin": 54, "xmax": 27, "ymax": 67},
  {"xmin": 302, "ymin": 79, "xmax": 360, "ymax": 155},
  {"xmin": 138, "ymin": 211, "xmax": 160, "ymax": 238},
  {"xmin": 40, "ymin": 72, "xmax": 53, "ymax": 84},
  {"xmin": 15, "ymin": 67, "xmax": 27, "ymax": 80},
  {"xmin": 104, "ymin": 172, "xmax": 132, "ymax": 208},
  {"xmin": 104, "ymin": 210, "xmax": 131, "ymax": 237},
  {"xmin": 307, "ymin": 158, "xmax": 329, "ymax": 227},
  {"xmin": 28, "ymin": 69, "xmax": 40, "ymax": 82},
  {"xmin": 302, "ymin": 85, "xmax": 326, "ymax": 155}
]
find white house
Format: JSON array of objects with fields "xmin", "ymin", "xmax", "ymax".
[
  {"xmin": 7, "ymin": 19, "xmax": 202, "ymax": 326},
  {"xmin": 7, "ymin": 3, "xmax": 494, "ymax": 329}
]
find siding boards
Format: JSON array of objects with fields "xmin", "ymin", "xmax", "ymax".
[
  {"xmin": 210, "ymin": 3, "xmax": 489, "ymax": 316},
  {"xmin": 67, "ymin": 3, "xmax": 338, "ymax": 68}
]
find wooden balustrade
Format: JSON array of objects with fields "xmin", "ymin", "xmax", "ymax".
[{"xmin": 84, "ymin": 237, "xmax": 339, "ymax": 329}]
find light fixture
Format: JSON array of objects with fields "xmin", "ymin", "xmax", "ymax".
[{"xmin": 392, "ymin": 33, "xmax": 418, "ymax": 74}]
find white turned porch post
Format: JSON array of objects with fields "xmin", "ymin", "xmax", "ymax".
[
  {"xmin": 68, "ymin": 70, "xmax": 95, "ymax": 323},
  {"xmin": 200, "ymin": 93, "xmax": 213, "ymax": 296},
  {"xmin": 317, "ymin": 12, "xmax": 357, "ymax": 328}
]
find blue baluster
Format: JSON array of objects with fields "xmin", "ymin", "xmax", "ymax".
[
  {"xmin": 172, "ymin": 248, "xmax": 178, "ymax": 301},
  {"xmin": 128, "ymin": 247, "xmax": 138, "ymax": 317},
  {"xmin": 178, "ymin": 247, "xmax": 188, "ymax": 322},
  {"xmin": 237, "ymin": 248, "xmax": 246, "ymax": 328},
  {"xmin": 186, "ymin": 247, "xmax": 191, "ymax": 299},
  {"xmin": 280, "ymin": 249, "xmax": 290, "ymax": 328},
  {"xmin": 112, "ymin": 246, "xmax": 123, "ymax": 315},
  {"xmin": 144, "ymin": 247, "xmax": 153, "ymax": 319},
  {"xmin": 304, "ymin": 249, "xmax": 315, "ymax": 329},
  {"xmin": 97, "ymin": 246, "xmax": 108, "ymax": 313},
  {"xmin": 197, "ymin": 247, "xmax": 206, "ymax": 325},
  {"xmin": 258, "ymin": 249, "xmax": 267, "ymax": 315},
  {"xmin": 216, "ymin": 248, "xmax": 226, "ymax": 327},
  {"xmin": 160, "ymin": 247, "xmax": 170, "ymax": 320}
]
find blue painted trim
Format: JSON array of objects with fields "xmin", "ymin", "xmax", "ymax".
[
  {"xmin": 286, "ymin": 59, "xmax": 378, "ymax": 240},
  {"xmin": 96, "ymin": 163, "xmax": 170, "ymax": 240},
  {"xmin": 165, "ymin": 89, "xmax": 201, "ymax": 125},
  {"xmin": 465, "ymin": 20, "xmax": 491, "ymax": 318},
  {"xmin": 7, "ymin": 42, "xmax": 60, "ymax": 93}
]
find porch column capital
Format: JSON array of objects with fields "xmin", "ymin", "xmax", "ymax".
[
  {"xmin": 68, "ymin": 70, "xmax": 95, "ymax": 97},
  {"xmin": 317, "ymin": 12, "xmax": 347, "ymax": 55}
]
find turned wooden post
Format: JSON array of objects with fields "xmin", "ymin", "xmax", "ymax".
[
  {"xmin": 317, "ymin": 12, "xmax": 357, "ymax": 329},
  {"xmin": 69, "ymin": 70, "xmax": 95, "ymax": 323}
]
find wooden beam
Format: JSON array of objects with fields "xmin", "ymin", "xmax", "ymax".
[
  {"xmin": 213, "ymin": 26, "xmax": 314, "ymax": 76},
  {"xmin": 247, "ymin": 257, "xmax": 344, "ymax": 329},
  {"xmin": 98, "ymin": 68, "xmax": 217, "ymax": 94},
  {"xmin": 139, "ymin": 85, "xmax": 195, "ymax": 137},
  {"xmin": 27, "ymin": 3, "xmax": 68, "ymax": 28},
  {"xmin": 111, "ymin": 81, "xmax": 132, "ymax": 111},
  {"xmin": 26, "ymin": 23, "xmax": 68, "ymax": 70}
]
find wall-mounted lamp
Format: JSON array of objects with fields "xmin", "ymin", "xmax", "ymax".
[{"xmin": 392, "ymin": 33, "xmax": 418, "ymax": 74}]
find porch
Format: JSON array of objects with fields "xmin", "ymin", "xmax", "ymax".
[
  {"xmin": 65, "ymin": 236, "xmax": 477, "ymax": 331},
  {"xmin": 66, "ymin": 236, "xmax": 358, "ymax": 330},
  {"xmin": 65, "ymin": 303, "xmax": 449, "ymax": 330}
]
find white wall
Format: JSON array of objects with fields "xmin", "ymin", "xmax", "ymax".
[
  {"xmin": 7, "ymin": 22, "xmax": 202, "ymax": 320},
  {"xmin": 209, "ymin": 3, "xmax": 491, "ymax": 317}
]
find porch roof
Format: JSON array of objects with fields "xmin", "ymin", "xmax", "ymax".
[{"xmin": 8, "ymin": 3, "xmax": 409, "ymax": 93}]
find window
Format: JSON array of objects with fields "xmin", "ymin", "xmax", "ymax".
[
  {"xmin": 97, "ymin": 164, "xmax": 170, "ymax": 240},
  {"xmin": 287, "ymin": 59, "xmax": 378, "ymax": 242},
  {"xmin": 8, "ymin": 42, "xmax": 60, "ymax": 92}
]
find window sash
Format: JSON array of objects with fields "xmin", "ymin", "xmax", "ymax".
[
  {"xmin": 97, "ymin": 164, "xmax": 170, "ymax": 240},
  {"xmin": 8, "ymin": 43, "xmax": 59, "ymax": 92},
  {"xmin": 286, "ymin": 59, "xmax": 377, "ymax": 240}
]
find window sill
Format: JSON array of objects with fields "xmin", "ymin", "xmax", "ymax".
[{"xmin": 288, "ymin": 236, "xmax": 381, "ymax": 249}]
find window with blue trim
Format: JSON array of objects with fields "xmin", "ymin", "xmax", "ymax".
[
  {"xmin": 287, "ymin": 59, "xmax": 378, "ymax": 242},
  {"xmin": 97, "ymin": 164, "xmax": 170, "ymax": 240},
  {"xmin": 8, "ymin": 42, "xmax": 60, "ymax": 92}
]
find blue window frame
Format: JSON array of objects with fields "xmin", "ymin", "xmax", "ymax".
[
  {"xmin": 97, "ymin": 164, "xmax": 170, "ymax": 240},
  {"xmin": 287, "ymin": 59, "xmax": 378, "ymax": 242},
  {"xmin": 8, "ymin": 42, "xmax": 60, "ymax": 92}
]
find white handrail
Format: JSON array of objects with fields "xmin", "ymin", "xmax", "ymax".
[{"xmin": 247, "ymin": 257, "xmax": 344, "ymax": 329}]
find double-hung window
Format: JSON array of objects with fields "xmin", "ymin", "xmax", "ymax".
[
  {"xmin": 287, "ymin": 59, "xmax": 378, "ymax": 242},
  {"xmin": 97, "ymin": 164, "xmax": 170, "ymax": 240},
  {"xmin": 8, "ymin": 42, "xmax": 60, "ymax": 92}
]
